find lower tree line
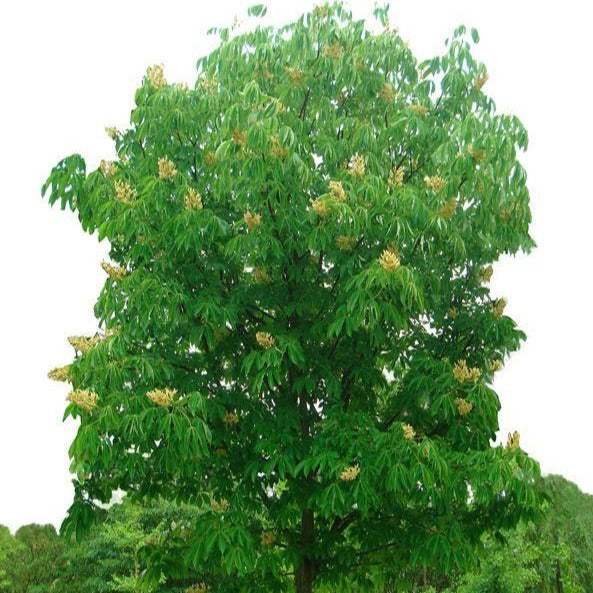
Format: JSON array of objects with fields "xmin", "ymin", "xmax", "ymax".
[{"xmin": 1, "ymin": 475, "xmax": 592, "ymax": 593}]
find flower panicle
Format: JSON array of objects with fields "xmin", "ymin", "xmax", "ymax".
[
  {"xmin": 101, "ymin": 261, "xmax": 127, "ymax": 280},
  {"xmin": 340, "ymin": 464, "xmax": 360, "ymax": 481},
  {"xmin": 68, "ymin": 335, "xmax": 101, "ymax": 354},
  {"xmin": 256, "ymin": 331, "xmax": 275, "ymax": 349},
  {"xmin": 453, "ymin": 360, "xmax": 481, "ymax": 383},
  {"xmin": 505, "ymin": 430, "xmax": 520, "ymax": 451},
  {"xmin": 67, "ymin": 389, "xmax": 99, "ymax": 412},
  {"xmin": 48, "ymin": 365, "xmax": 72, "ymax": 382},
  {"xmin": 492, "ymin": 297, "xmax": 507, "ymax": 318},
  {"xmin": 114, "ymin": 180, "xmax": 136, "ymax": 204},
  {"xmin": 379, "ymin": 249, "xmax": 400, "ymax": 272},
  {"xmin": 158, "ymin": 156, "xmax": 177, "ymax": 179},
  {"xmin": 402, "ymin": 423, "xmax": 416, "ymax": 441},
  {"xmin": 147, "ymin": 64, "xmax": 167, "ymax": 89},
  {"xmin": 147, "ymin": 387, "xmax": 177, "ymax": 407},
  {"xmin": 244, "ymin": 211, "xmax": 262, "ymax": 229},
  {"xmin": 455, "ymin": 397, "xmax": 473, "ymax": 416},
  {"xmin": 425, "ymin": 175, "xmax": 447, "ymax": 193},
  {"xmin": 185, "ymin": 188, "xmax": 203, "ymax": 210}
]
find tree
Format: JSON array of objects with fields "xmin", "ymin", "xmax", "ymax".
[
  {"xmin": 531, "ymin": 476, "xmax": 593, "ymax": 593},
  {"xmin": 3, "ymin": 524, "xmax": 65, "ymax": 593},
  {"xmin": 55, "ymin": 500, "xmax": 201, "ymax": 593},
  {"xmin": 0, "ymin": 526, "xmax": 22, "ymax": 593},
  {"xmin": 42, "ymin": 3, "xmax": 540, "ymax": 592},
  {"xmin": 392, "ymin": 475, "xmax": 593, "ymax": 593}
]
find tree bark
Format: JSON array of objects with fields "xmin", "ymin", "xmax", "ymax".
[{"xmin": 295, "ymin": 509, "xmax": 315, "ymax": 593}]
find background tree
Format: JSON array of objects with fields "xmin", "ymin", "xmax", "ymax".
[
  {"xmin": 54, "ymin": 500, "xmax": 200, "ymax": 593},
  {"xmin": 42, "ymin": 3, "xmax": 540, "ymax": 592},
  {"xmin": 387, "ymin": 475, "xmax": 593, "ymax": 593},
  {"xmin": 0, "ymin": 526, "xmax": 22, "ymax": 593},
  {"xmin": 2, "ymin": 524, "xmax": 65, "ymax": 593}
]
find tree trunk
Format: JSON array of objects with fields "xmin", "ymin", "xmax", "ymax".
[{"xmin": 295, "ymin": 509, "xmax": 315, "ymax": 593}]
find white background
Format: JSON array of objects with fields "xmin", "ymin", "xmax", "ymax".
[{"xmin": 1, "ymin": 0, "xmax": 591, "ymax": 531}]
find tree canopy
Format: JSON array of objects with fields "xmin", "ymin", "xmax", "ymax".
[{"xmin": 43, "ymin": 3, "xmax": 540, "ymax": 592}]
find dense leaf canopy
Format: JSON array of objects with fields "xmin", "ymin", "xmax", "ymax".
[{"xmin": 43, "ymin": 3, "xmax": 540, "ymax": 592}]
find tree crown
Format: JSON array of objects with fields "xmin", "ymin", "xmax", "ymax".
[{"xmin": 43, "ymin": 3, "xmax": 540, "ymax": 591}]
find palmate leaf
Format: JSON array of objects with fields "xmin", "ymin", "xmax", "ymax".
[{"xmin": 44, "ymin": 3, "xmax": 541, "ymax": 592}]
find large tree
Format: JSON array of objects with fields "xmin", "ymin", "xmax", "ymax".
[{"xmin": 43, "ymin": 3, "xmax": 540, "ymax": 592}]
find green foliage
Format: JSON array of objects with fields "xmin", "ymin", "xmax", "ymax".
[
  {"xmin": 2, "ymin": 524, "xmax": 65, "ymax": 593},
  {"xmin": 54, "ymin": 500, "xmax": 201, "ymax": 593},
  {"xmin": 390, "ymin": 475, "xmax": 593, "ymax": 593},
  {"xmin": 0, "ymin": 526, "xmax": 22, "ymax": 593},
  {"xmin": 43, "ymin": 3, "xmax": 540, "ymax": 591}
]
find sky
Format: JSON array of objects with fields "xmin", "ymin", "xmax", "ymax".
[{"xmin": 0, "ymin": 0, "xmax": 591, "ymax": 531}]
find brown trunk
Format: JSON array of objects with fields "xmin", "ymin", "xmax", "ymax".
[{"xmin": 295, "ymin": 509, "xmax": 315, "ymax": 593}]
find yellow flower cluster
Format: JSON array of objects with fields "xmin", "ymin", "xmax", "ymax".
[
  {"xmin": 67, "ymin": 389, "xmax": 99, "ymax": 412},
  {"xmin": 474, "ymin": 72, "xmax": 489, "ymax": 91},
  {"xmin": 244, "ymin": 211, "xmax": 262, "ymax": 229},
  {"xmin": 199, "ymin": 75, "xmax": 218, "ymax": 93},
  {"xmin": 100, "ymin": 159, "xmax": 117, "ymax": 177},
  {"xmin": 253, "ymin": 267, "xmax": 270, "ymax": 284},
  {"xmin": 146, "ymin": 387, "xmax": 177, "ymax": 407},
  {"xmin": 340, "ymin": 464, "xmax": 360, "ymax": 482},
  {"xmin": 184, "ymin": 188, "xmax": 203, "ymax": 210},
  {"xmin": 328, "ymin": 180, "xmax": 346, "ymax": 202},
  {"xmin": 68, "ymin": 335, "xmax": 101, "ymax": 354},
  {"xmin": 402, "ymin": 423, "xmax": 416, "ymax": 441},
  {"xmin": 269, "ymin": 136, "xmax": 289, "ymax": 159},
  {"xmin": 256, "ymin": 331, "xmax": 275, "ymax": 349},
  {"xmin": 273, "ymin": 98, "xmax": 286, "ymax": 114},
  {"xmin": 223, "ymin": 411, "xmax": 240, "ymax": 426},
  {"xmin": 232, "ymin": 128, "xmax": 247, "ymax": 148},
  {"xmin": 455, "ymin": 397, "xmax": 473, "ymax": 416},
  {"xmin": 453, "ymin": 360, "xmax": 481, "ymax": 383},
  {"xmin": 105, "ymin": 127, "xmax": 118, "ymax": 140},
  {"xmin": 336, "ymin": 235, "xmax": 356, "ymax": 251},
  {"xmin": 438, "ymin": 198, "xmax": 457, "ymax": 219},
  {"xmin": 204, "ymin": 150, "xmax": 218, "ymax": 165},
  {"xmin": 310, "ymin": 198, "xmax": 329, "ymax": 217},
  {"xmin": 147, "ymin": 64, "xmax": 167, "ymax": 89},
  {"xmin": 323, "ymin": 43, "xmax": 342, "ymax": 59},
  {"xmin": 488, "ymin": 359, "xmax": 504, "ymax": 372},
  {"xmin": 186, "ymin": 583, "xmax": 208, "ymax": 593},
  {"xmin": 505, "ymin": 430, "xmax": 520, "ymax": 451},
  {"xmin": 388, "ymin": 166, "xmax": 404, "ymax": 188},
  {"xmin": 285, "ymin": 66, "xmax": 304, "ymax": 86},
  {"xmin": 158, "ymin": 156, "xmax": 177, "ymax": 180},
  {"xmin": 104, "ymin": 326, "xmax": 120, "ymax": 338},
  {"xmin": 491, "ymin": 297, "xmax": 507, "ymax": 318},
  {"xmin": 379, "ymin": 249, "xmax": 400, "ymax": 272},
  {"xmin": 348, "ymin": 153, "xmax": 365, "ymax": 177},
  {"xmin": 481, "ymin": 265, "xmax": 493, "ymax": 283},
  {"xmin": 312, "ymin": 4, "xmax": 330, "ymax": 18},
  {"xmin": 409, "ymin": 104, "xmax": 428, "ymax": 116},
  {"xmin": 424, "ymin": 175, "xmax": 447, "ymax": 193},
  {"xmin": 379, "ymin": 82, "xmax": 396, "ymax": 102},
  {"xmin": 448, "ymin": 307, "xmax": 458, "ymax": 319},
  {"xmin": 211, "ymin": 498, "xmax": 229, "ymax": 512},
  {"xmin": 101, "ymin": 261, "xmax": 127, "ymax": 280},
  {"xmin": 468, "ymin": 143, "xmax": 486, "ymax": 161},
  {"xmin": 261, "ymin": 531, "xmax": 277, "ymax": 546},
  {"xmin": 47, "ymin": 365, "xmax": 71, "ymax": 382},
  {"xmin": 114, "ymin": 180, "xmax": 136, "ymax": 204}
]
